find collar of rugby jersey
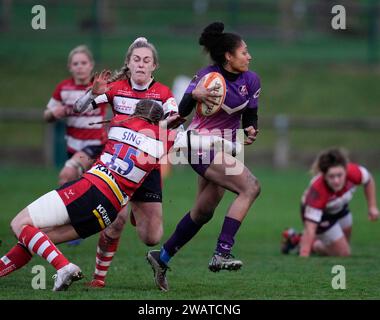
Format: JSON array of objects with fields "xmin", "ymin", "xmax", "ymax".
[
  {"xmin": 130, "ymin": 77, "xmax": 155, "ymax": 91},
  {"xmin": 218, "ymin": 65, "xmax": 240, "ymax": 82}
]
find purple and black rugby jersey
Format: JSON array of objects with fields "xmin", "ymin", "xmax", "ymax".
[{"xmin": 186, "ymin": 65, "xmax": 261, "ymax": 139}]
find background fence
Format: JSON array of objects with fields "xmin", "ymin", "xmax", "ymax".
[
  {"xmin": 0, "ymin": 0, "xmax": 379, "ymax": 168},
  {"xmin": 1, "ymin": 109, "xmax": 379, "ymax": 169}
]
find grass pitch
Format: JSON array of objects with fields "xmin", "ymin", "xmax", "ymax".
[{"xmin": 0, "ymin": 166, "xmax": 379, "ymax": 300}]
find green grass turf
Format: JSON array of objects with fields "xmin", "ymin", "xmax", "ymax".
[{"xmin": 0, "ymin": 166, "xmax": 379, "ymax": 299}]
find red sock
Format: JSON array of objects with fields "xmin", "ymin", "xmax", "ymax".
[
  {"xmin": 0, "ymin": 242, "xmax": 32, "ymax": 277},
  {"xmin": 93, "ymin": 231, "xmax": 120, "ymax": 282},
  {"xmin": 19, "ymin": 225, "xmax": 69, "ymax": 271}
]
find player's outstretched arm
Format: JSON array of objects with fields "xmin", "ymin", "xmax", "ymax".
[
  {"xmin": 160, "ymin": 113, "xmax": 187, "ymax": 129},
  {"xmin": 299, "ymin": 221, "xmax": 318, "ymax": 257},
  {"xmin": 43, "ymin": 100, "xmax": 67, "ymax": 123},
  {"xmin": 364, "ymin": 174, "xmax": 379, "ymax": 221},
  {"xmin": 73, "ymin": 69, "xmax": 111, "ymax": 114}
]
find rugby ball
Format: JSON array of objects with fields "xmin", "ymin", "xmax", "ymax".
[{"xmin": 196, "ymin": 72, "xmax": 226, "ymax": 117}]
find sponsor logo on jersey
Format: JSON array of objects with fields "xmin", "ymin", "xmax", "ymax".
[
  {"xmin": 219, "ymin": 243, "xmax": 231, "ymax": 251},
  {"xmin": 89, "ymin": 164, "xmax": 128, "ymax": 206},
  {"xmin": 94, "ymin": 164, "xmax": 115, "ymax": 180},
  {"xmin": 92, "ymin": 204, "xmax": 112, "ymax": 229},
  {"xmin": 1, "ymin": 256, "xmax": 11, "ymax": 265},
  {"xmin": 253, "ymin": 88, "xmax": 261, "ymax": 99},
  {"xmin": 63, "ymin": 189, "xmax": 75, "ymax": 200},
  {"xmin": 117, "ymin": 90, "xmax": 134, "ymax": 96},
  {"xmin": 144, "ymin": 92, "xmax": 162, "ymax": 99},
  {"xmin": 114, "ymin": 104, "xmax": 135, "ymax": 115},
  {"xmin": 239, "ymin": 85, "xmax": 248, "ymax": 96}
]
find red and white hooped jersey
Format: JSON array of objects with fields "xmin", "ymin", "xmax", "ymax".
[
  {"xmin": 48, "ymin": 78, "xmax": 108, "ymax": 153},
  {"xmin": 302, "ymin": 163, "xmax": 370, "ymax": 223},
  {"xmin": 82, "ymin": 115, "xmax": 174, "ymax": 209},
  {"xmin": 93, "ymin": 78, "xmax": 178, "ymax": 116}
]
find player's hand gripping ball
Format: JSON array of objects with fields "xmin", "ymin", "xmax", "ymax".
[{"xmin": 196, "ymin": 72, "xmax": 226, "ymax": 117}]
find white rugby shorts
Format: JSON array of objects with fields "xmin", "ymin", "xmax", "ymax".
[
  {"xmin": 27, "ymin": 190, "xmax": 70, "ymax": 228},
  {"xmin": 317, "ymin": 213, "xmax": 353, "ymax": 245}
]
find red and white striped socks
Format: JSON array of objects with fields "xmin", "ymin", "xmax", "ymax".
[
  {"xmin": 0, "ymin": 242, "xmax": 32, "ymax": 277},
  {"xmin": 92, "ymin": 231, "xmax": 120, "ymax": 283},
  {"xmin": 18, "ymin": 225, "xmax": 69, "ymax": 270}
]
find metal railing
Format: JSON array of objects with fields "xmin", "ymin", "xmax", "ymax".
[{"xmin": 1, "ymin": 109, "xmax": 379, "ymax": 168}]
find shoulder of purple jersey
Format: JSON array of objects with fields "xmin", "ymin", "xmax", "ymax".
[
  {"xmin": 186, "ymin": 66, "xmax": 214, "ymax": 90},
  {"xmin": 244, "ymin": 70, "xmax": 260, "ymax": 84},
  {"xmin": 243, "ymin": 70, "xmax": 261, "ymax": 94},
  {"xmin": 195, "ymin": 65, "xmax": 218, "ymax": 78}
]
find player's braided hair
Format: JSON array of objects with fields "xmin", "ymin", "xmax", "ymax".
[
  {"xmin": 311, "ymin": 147, "xmax": 349, "ymax": 175},
  {"xmin": 132, "ymin": 99, "xmax": 164, "ymax": 124},
  {"xmin": 108, "ymin": 37, "xmax": 159, "ymax": 83}
]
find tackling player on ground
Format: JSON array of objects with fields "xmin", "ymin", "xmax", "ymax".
[
  {"xmin": 0, "ymin": 100, "xmax": 186, "ymax": 290},
  {"xmin": 74, "ymin": 37, "xmax": 180, "ymax": 288},
  {"xmin": 282, "ymin": 148, "xmax": 379, "ymax": 257}
]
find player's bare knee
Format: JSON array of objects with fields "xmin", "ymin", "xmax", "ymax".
[
  {"xmin": 251, "ymin": 177, "xmax": 261, "ymax": 198},
  {"xmin": 140, "ymin": 228, "xmax": 162, "ymax": 246},
  {"xmin": 10, "ymin": 217, "xmax": 24, "ymax": 236},
  {"xmin": 143, "ymin": 237, "xmax": 160, "ymax": 247},
  {"xmin": 242, "ymin": 175, "xmax": 261, "ymax": 201},
  {"xmin": 10, "ymin": 221, "xmax": 17, "ymax": 236},
  {"xmin": 109, "ymin": 218, "xmax": 127, "ymax": 234},
  {"xmin": 118, "ymin": 212, "xmax": 129, "ymax": 225}
]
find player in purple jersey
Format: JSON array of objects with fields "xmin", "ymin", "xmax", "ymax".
[{"xmin": 147, "ymin": 22, "xmax": 262, "ymax": 291}]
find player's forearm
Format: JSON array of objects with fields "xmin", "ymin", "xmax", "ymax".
[
  {"xmin": 43, "ymin": 109, "xmax": 56, "ymax": 123},
  {"xmin": 242, "ymin": 107, "xmax": 258, "ymax": 132},
  {"xmin": 364, "ymin": 176, "xmax": 378, "ymax": 209},
  {"xmin": 299, "ymin": 233, "xmax": 313, "ymax": 257},
  {"xmin": 74, "ymin": 90, "xmax": 96, "ymax": 113},
  {"xmin": 178, "ymin": 93, "xmax": 196, "ymax": 117},
  {"xmin": 299, "ymin": 224, "xmax": 316, "ymax": 257}
]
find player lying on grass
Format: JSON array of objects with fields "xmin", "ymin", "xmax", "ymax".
[
  {"xmin": 0, "ymin": 99, "xmax": 238, "ymax": 291},
  {"xmin": 281, "ymin": 148, "xmax": 379, "ymax": 257}
]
